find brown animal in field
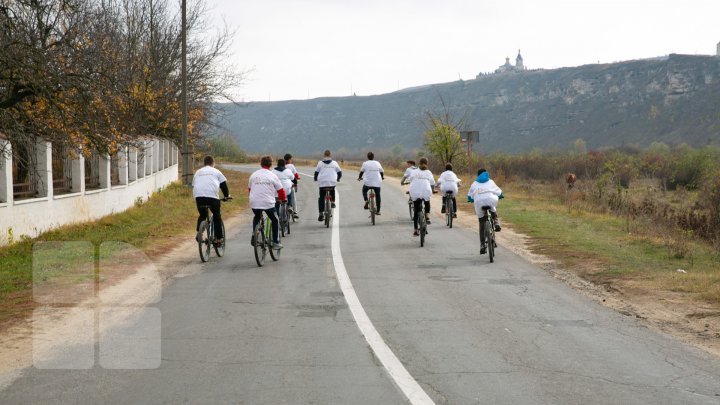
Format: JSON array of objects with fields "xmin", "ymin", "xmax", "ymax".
[{"xmin": 566, "ymin": 173, "xmax": 577, "ymax": 189}]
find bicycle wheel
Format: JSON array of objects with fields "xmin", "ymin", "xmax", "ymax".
[
  {"xmin": 419, "ymin": 217, "xmax": 426, "ymax": 247},
  {"xmin": 408, "ymin": 199, "xmax": 414, "ymax": 220},
  {"xmin": 486, "ymin": 219, "xmax": 494, "ymax": 263},
  {"xmin": 324, "ymin": 198, "xmax": 331, "ymax": 228},
  {"xmin": 445, "ymin": 198, "xmax": 453, "ymax": 228},
  {"xmin": 253, "ymin": 223, "xmax": 266, "ymax": 267},
  {"xmin": 369, "ymin": 194, "xmax": 376, "ymax": 225},
  {"xmin": 214, "ymin": 222, "xmax": 225, "ymax": 257},
  {"xmin": 198, "ymin": 221, "xmax": 211, "ymax": 262},
  {"xmin": 280, "ymin": 205, "xmax": 287, "ymax": 238}
]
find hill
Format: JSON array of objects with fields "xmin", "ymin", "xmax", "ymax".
[{"xmin": 217, "ymin": 54, "xmax": 720, "ymax": 156}]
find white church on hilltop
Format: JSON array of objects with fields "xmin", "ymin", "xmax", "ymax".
[{"xmin": 494, "ymin": 50, "xmax": 526, "ymax": 73}]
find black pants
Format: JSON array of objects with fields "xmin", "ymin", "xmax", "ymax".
[
  {"xmin": 196, "ymin": 197, "xmax": 224, "ymax": 239},
  {"xmin": 413, "ymin": 199, "xmax": 430, "ymax": 230},
  {"xmin": 318, "ymin": 187, "xmax": 336, "ymax": 213},
  {"xmin": 362, "ymin": 185, "xmax": 381, "ymax": 212},
  {"xmin": 442, "ymin": 195, "xmax": 457, "ymax": 213},
  {"xmin": 252, "ymin": 208, "xmax": 279, "ymax": 243}
]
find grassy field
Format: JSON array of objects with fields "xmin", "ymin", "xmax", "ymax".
[
  {"xmin": 0, "ymin": 169, "xmax": 250, "ymax": 325},
  {"xmin": 457, "ymin": 178, "xmax": 720, "ymax": 306}
]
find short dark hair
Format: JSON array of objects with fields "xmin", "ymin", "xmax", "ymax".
[
  {"xmin": 277, "ymin": 158, "xmax": 286, "ymax": 167},
  {"xmin": 406, "ymin": 160, "xmax": 416, "ymax": 166},
  {"xmin": 418, "ymin": 157, "xmax": 428, "ymax": 170},
  {"xmin": 477, "ymin": 168, "xmax": 487, "ymax": 176},
  {"xmin": 284, "ymin": 153, "xmax": 292, "ymax": 161},
  {"xmin": 204, "ymin": 155, "xmax": 214, "ymax": 166},
  {"xmin": 323, "ymin": 149, "xmax": 331, "ymax": 157},
  {"xmin": 260, "ymin": 156, "xmax": 272, "ymax": 167},
  {"xmin": 445, "ymin": 163, "xmax": 453, "ymax": 171},
  {"xmin": 367, "ymin": 151, "xmax": 374, "ymax": 160}
]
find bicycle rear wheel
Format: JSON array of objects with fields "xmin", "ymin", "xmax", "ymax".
[
  {"xmin": 419, "ymin": 218, "xmax": 426, "ymax": 247},
  {"xmin": 369, "ymin": 194, "xmax": 376, "ymax": 225},
  {"xmin": 446, "ymin": 198, "xmax": 453, "ymax": 228},
  {"xmin": 486, "ymin": 219, "xmax": 494, "ymax": 263},
  {"xmin": 280, "ymin": 205, "xmax": 288, "ymax": 237},
  {"xmin": 324, "ymin": 199, "xmax": 331, "ymax": 228},
  {"xmin": 253, "ymin": 224, "xmax": 266, "ymax": 267},
  {"xmin": 214, "ymin": 222, "xmax": 225, "ymax": 257},
  {"xmin": 408, "ymin": 200, "xmax": 414, "ymax": 220},
  {"xmin": 198, "ymin": 221, "xmax": 211, "ymax": 262},
  {"xmin": 269, "ymin": 239, "xmax": 281, "ymax": 261}
]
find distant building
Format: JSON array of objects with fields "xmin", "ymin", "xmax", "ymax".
[{"xmin": 493, "ymin": 50, "xmax": 526, "ymax": 74}]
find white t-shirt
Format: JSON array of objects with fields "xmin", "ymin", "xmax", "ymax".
[
  {"xmin": 192, "ymin": 166, "xmax": 227, "ymax": 199},
  {"xmin": 467, "ymin": 180, "xmax": 502, "ymax": 215},
  {"xmin": 360, "ymin": 160, "xmax": 384, "ymax": 188},
  {"xmin": 409, "ymin": 169, "xmax": 436, "ymax": 201},
  {"xmin": 437, "ymin": 170, "xmax": 461, "ymax": 195},
  {"xmin": 272, "ymin": 167, "xmax": 294, "ymax": 195},
  {"xmin": 249, "ymin": 169, "xmax": 283, "ymax": 210},
  {"xmin": 286, "ymin": 163, "xmax": 298, "ymax": 178},
  {"xmin": 402, "ymin": 166, "xmax": 418, "ymax": 183},
  {"xmin": 315, "ymin": 159, "xmax": 342, "ymax": 187}
]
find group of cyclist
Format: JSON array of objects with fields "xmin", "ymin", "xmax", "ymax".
[{"xmin": 192, "ymin": 150, "xmax": 504, "ymax": 254}]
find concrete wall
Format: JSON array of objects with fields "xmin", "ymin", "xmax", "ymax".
[{"xmin": 0, "ymin": 139, "xmax": 179, "ymax": 246}]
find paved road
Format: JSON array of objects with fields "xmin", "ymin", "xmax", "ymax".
[{"xmin": 1, "ymin": 166, "xmax": 719, "ymax": 404}]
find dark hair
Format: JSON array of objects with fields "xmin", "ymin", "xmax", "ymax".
[
  {"xmin": 277, "ymin": 158, "xmax": 286, "ymax": 167},
  {"xmin": 477, "ymin": 168, "xmax": 487, "ymax": 176},
  {"xmin": 445, "ymin": 163, "xmax": 453, "ymax": 171},
  {"xmin": 418, "ymin": 157, "xmax": 428, "ymax": 170},
  {"xmin": 406, "ymin": 160, "xmax": 416, "ymax": 166},
  {"xmin": 203, "ymin": 155, "xmax": 214, "ymax": 166},
  {"xmin": 260, "ymin": 156, "xmax": 272, "ymax": 167},
  {"xmin": 323, "ymin": 149, "xmax": 331, "ymax": 157},
  {"xmin": 284, "ymin": 153, "xmax": 292, "ymax": 161},
  {"xmin": 367, "ymin": 151, "xmax": 374, "ymax": 160}
]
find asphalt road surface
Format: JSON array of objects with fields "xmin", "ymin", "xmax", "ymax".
[{"xmin": 1, "ymin": 165, "xmax": 719, "ymax": 404}]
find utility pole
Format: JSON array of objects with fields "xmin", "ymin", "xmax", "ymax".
[{"xmin": 181, "ymin": 0, "xmax": 191, "ymax": 185}]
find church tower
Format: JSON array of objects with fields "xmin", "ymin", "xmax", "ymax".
[{"xmin": 515, "ymin": 50, "xmax": 524, "ymax": 70}]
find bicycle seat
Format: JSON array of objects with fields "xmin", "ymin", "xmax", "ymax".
[
  {"xmin": 481, "ymin": 205, "xmax": 492, "ymax": 210},
  {"xmin": 445, "ymin": 191, "xmax": 453, "ymax": 195}
]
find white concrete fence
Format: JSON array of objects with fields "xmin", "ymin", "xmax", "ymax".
[{"xmin": 0, "ymin": 138, "xmax": 179, "ymax": 246}]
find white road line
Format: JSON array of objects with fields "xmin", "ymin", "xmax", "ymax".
[{"xmin": 330, "ymin": 192, "xmax": 435, "ymax": 405}]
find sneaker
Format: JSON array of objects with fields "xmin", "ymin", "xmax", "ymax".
[
  {"xmin": 363, "ymin": 201, "xmax": 369, "ymax": 210},
  {"xmin": 425, "ymin": 215, "xmax": 431, "ymax": 225},
  {"xmin": 375, "ymin": 211, "xmax": 381, "ymax": 216},
  {"xmin": 331, "ymin": 203, "xmax": 336, "ymax": 208},
  {"xmin": 196, "ymin": 232, "xmax": 202, "ymax": 242},
  {"xmin": 318, "ymin": 214, "xmax": 324, "ymax": 222},
  {"xmin": 293, "ymin": 213, "xmax": 299, "ymax": 219},
  {"xmin": 452, "ymin": 213, "xmax": 457, "ymax": 218},
  {"xmin": 250, "ymin": 235, "xmax": 256, "ymax": 246},
  {"xmin": 272, "ymin": 241, "xmax": 283, "ymax": 249},
  {"xmin": 413, "ymin": 230, "xmax": 419, "ymax": 237},
  {"xmin": 495, "ymin": 224, "xmax": 502, "ymax": 232},
  {"xmin": 441, "ymin": 206, "xmax": 446, "ymax": 214},
  {"xmin": 480, "ymin": 246, "xmax": 487, "ymax": 254}
]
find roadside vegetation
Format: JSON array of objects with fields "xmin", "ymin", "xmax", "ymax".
[{"xmin": 0, "ymin": 169, "xmax": 249, "ymax": 326}]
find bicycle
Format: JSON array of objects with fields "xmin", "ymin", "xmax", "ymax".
[
  {"xmin": 405, "ymin": 191, "xmax": 414, "ymax": 221},
  {"xmin": 368, "ymin": 188, "xmax": 377, "ymax": 225},
  {"xmin": 197, "ymin": 197, "xmax": 231, "ymax": 263},
  {"xmin": 479, "ymin": 206, "xmax": 498, "ymax": 263},
  {"xmin": 415, "ymin": 199, "xmax": 428, "ymax": 247},
  {"xmin": 444, "ymin": 191, "xmax": 454, "ymax": 228},
  {"xmin": 252, "ymin": 210, "xmax": 281, "ymax": 267},
  {"xmin": 290, "ymin": 185, "xmax": 298, "ymax": 222},
  {"xmin": 278, "ymin": 199, "xmax": 291, "ymax": 236},
  {"xmin": 322, "ymin": 188, "xmax": 334, "ymax": 228}
]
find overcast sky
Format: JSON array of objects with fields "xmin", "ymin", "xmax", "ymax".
[{"xmin": 206, "ymin": 0, "xmax": 720, "ymax": 102}]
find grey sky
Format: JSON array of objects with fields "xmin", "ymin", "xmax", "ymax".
[{"xmin": 208, "ymin": 0, "xmax": 720, "ymax": 102}]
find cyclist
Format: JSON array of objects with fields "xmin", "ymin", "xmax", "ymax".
[
  {"xmin": 400, "ymin": 160, "xmax": 418, "ymax": 185},
  {"xmin": 284, "ymin": 153, "xmax": 300, "ymax": 219},
  {"xmin": 408, "ymin": 157, "xmax": 436, "ymax": 236},
  {"xmin": 436, "ymin": 163, "xmax": 461, "ymax": 218},
  {"xmin": 192, "ymin": 155, "xmax": 231, "ymax": 245},
  {"xmin": 358, "ymin": 151, "xmax": 384, "ymax": 215},
  {"xmin": 314, "ymin": 149, "xmax": 342, "ymax": 221},
  {"xmin": 272, "ymin": 158, "xmax": 295, "ymax": 213},
  {"xmin": 249, "ymin": 156, "xmax": 286, "ymax": 249},
  {"xmin": 467, "ymin": 168, "xmax": 503, "ymax": 254}
]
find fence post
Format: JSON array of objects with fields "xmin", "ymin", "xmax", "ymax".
[
  {"xmin": 37, "ymin": 139, "xmax": 52, "ymax": 199},
  {"xmin": 99, "ymin": 153, "xmax": 110, "ymax": 189},
  {"xmin": 72, "ymin": 153, "xmax": 84, "ymax": 194},
  {"xmin": 0, "ymin": 140, "xmax": 10, "ymax": 204}
]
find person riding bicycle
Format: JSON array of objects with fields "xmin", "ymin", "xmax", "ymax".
[
  {"xmin": 400, "ymin": 160, "xmax": 418, "ymax": 185},
  {"xmin": 358, "ymin": 151, "xmax": 384, "ymax": 215},
  {"xmin": 408, "ymin": 157, "xmax": 436, "ymax": 236},
  {"xmin": 249, "ymin": 156, "xmax": 286, "ymax": 249},
  {"xmin": 314, "ymin": 150, "xmax": 342, "ymax": 221},
  {"xmin": 467, "ymin": 168, "xmax": 503, "ymax": 254},
  {"xmin": 192, "ymin": 155, "xmax": 231, "ymax": 245},
  {"xmin": 273, "ymin": 158, "xmax": 296, "ymax": 216},
  {"xmin": 436, "ymin": 163, "xmax": 461, "ymax": 218},
  {"xmin": 284, "ymin": 154, "xmax": 300, "ymax": 219}
]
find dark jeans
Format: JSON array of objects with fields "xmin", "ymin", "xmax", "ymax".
[
  {"xmin": 252, "ymin": 207, "xmax": 279, "ymax": 243},
  {"xmin": 413, "ymin": 199, "xmax": 430, "ymax": 230},
  {"xmin": 196, "ymin": 197, "xmax": 224, "ymax": 239},
  {"xmin": 318, "ymin": 187, "xmax": 336, "ymax": 213},
  {"xmin": 442, "ymin": 195, "xmax": 457, "ymax": 213},
  {"xmin": 362, "ymin": 185, "xmax": 381, "ymax": 212}
]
